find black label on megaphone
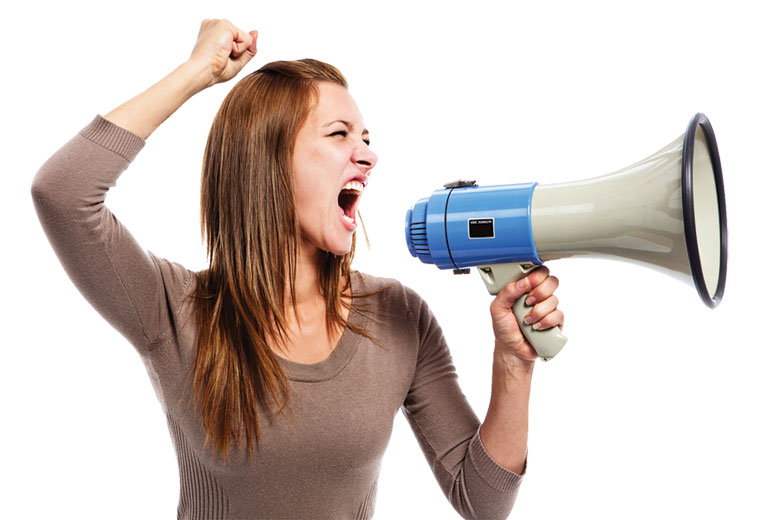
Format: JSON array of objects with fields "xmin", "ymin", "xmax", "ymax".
[{"xmin": 468, "ymin": 218, "xmax": 495, "ymax": 239}]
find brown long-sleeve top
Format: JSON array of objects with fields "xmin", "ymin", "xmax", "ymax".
[{"xmin": 30, "ymin": 115, "xmax": 524, "ymax": 520}]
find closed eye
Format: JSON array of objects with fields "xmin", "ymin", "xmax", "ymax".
[{"xmin": 330, "ymin": 130, "xmax": 371, "ymax": 146}]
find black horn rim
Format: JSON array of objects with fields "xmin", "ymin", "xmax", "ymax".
[{"xmin": 681, "ymin": 113, "xmax": 728, "ymax": 308}]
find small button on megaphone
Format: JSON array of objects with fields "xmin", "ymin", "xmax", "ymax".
[{"xmin": 405, "ymin": 113, "xmax": 727, "ymax": 361}]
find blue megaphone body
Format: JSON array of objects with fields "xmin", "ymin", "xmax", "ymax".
[{"xmin": 406, "ymin": 181, "xmax": 542, "ymax": 270}]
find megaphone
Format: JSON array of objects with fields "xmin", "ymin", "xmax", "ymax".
[{"xmin": 405, "ymin": 113, "xmax": 727, "ymax": 361}]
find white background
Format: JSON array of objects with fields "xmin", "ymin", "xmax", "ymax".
[{"xmin": 4, "ymin": 1, "xmax": 779, "ymax": 518}]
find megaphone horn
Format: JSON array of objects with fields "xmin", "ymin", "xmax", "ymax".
[{"xmin": 405, "ymin": 113, "xmax": 727, "ymax": 360}]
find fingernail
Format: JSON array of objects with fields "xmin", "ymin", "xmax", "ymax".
[
  {"xmin": 532, "ymin": 322, "xmax": 543, "ymax": 330},
  {"xmin": 525, "ymin": 296, "xmax": 536, "ymax": 305},
  {"xmin": 516, "ymin": 280, "xmax": 526, "ymax": 290},
  {"xmin": 524, "ymin": 316, "xmax": 534, "ymax": 324}
]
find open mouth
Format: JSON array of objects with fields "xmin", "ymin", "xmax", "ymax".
[{"xmin": 338, "ymin": 180, "xmax": 364, "ymax": 225}]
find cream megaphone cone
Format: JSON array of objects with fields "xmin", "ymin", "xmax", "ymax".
[{"xmin": 531, "ymin": 112, "xmax": 727, "ymax": 309}]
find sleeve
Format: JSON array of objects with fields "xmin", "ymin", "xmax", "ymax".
[
  {"xmin": 401, "ymin": 287, "xmax": 525, "ymax": 520},
  {"xmin": 30, "ymin": 114, "xmax": 193, "ymax": 355}
]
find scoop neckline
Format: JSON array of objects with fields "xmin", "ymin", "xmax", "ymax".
[{"xmin": 275, "ymin": 272, "xmax": 368, "ymax": 382}]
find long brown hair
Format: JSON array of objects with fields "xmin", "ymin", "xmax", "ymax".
[{"xmin": 185, "ymin": 59, "xmax": 374, "ymax": 461}]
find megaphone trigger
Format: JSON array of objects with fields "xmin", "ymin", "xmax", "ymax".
[{"xmin": 477, "ymin": 262, "xmax": 568, "ymax": 361}]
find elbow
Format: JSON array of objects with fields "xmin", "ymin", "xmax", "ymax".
[
  {"xmin": 30, "ymin": 165, "xmax": 71, "ymax": 225},
  {"xmin": 30, "ymin": 172, "xmax": 49, "ymax": 211},
  {"xmin": 30, "ymin": 173, "xmax": 47, "ymax": 205},
  {"xmin": 30, "ymin": 169, "xmax": 57, "ymax": 218}
]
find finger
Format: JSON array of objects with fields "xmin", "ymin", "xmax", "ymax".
[
  {"xmin": 523, "ymin": 295, "xmax": 558, "ymax": 326},
  {"xmin": 525, "ymin": 275, "xmax": 559, "ymax": 305},
  {"xmin": 523, "ymin": 266, "xmax": 550, "ymax": 292},
  {"xmin": 530, "ymin": 308, "xmax": 564, "ymax": 331},
  {"xmin": 223, "ymin": 20, "xmax": 252, "ymax": 57},
  {"xmin": 492, "ymin": 276, "xmax": 533, "ymax": 312},
  {"xmin": 234, "ymin": 30, "xmax": 259, "ymax": 67},
  {"xmin": 236, "ymin": 27, "xmax": 254, "ymax": 50}
]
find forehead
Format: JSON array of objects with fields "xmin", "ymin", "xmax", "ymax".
[{"xmin": 306, "ymin": 82, "xmax": 365, "ymax": 127}]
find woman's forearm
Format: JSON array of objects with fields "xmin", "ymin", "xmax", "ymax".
[
  {"xmin": 479, "ymin": 346, "xmax": 535, "ymax": 475},
  {"xmin": 103, "ymin": 60, "xmax": 211, "ymax": 140}
]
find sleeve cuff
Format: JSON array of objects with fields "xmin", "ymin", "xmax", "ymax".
[
  {"xmin": 467, "ymin": 425, "xmax": 526, "ymax": 493},
  {"xmin": 79, "ymin": 114, "xmax": 146, "ymax": 162}
]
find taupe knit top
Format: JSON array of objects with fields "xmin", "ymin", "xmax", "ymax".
[{"xmin": 31, "ymin": 115, "xmax": 523, "ymax": 520}]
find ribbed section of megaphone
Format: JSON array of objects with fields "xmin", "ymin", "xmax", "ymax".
[{"xmin": 405, "ymin": 206, "xmax": 434, "ymax": 263}]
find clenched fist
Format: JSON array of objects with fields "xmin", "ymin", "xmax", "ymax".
[{"xmin": 189, "ymin": 18, "xmax": 258, "ymax": 88}]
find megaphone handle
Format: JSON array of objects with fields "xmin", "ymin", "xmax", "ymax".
[
  {"xmin": 477, "ymin": 263, "xmax": 568, "ymax": 361},
  {"xmin": 512, "ymin": 294, "xmax": 568, "ymax": 361}
]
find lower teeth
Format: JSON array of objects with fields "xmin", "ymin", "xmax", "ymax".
[{"xmin": 343, "ymin": 214, "xmax": 354, "ymax": 224}]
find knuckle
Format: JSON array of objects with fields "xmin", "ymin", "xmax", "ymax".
[{"xmin": 531, "ymin": 268, "xmax": 548, "ymax": 283}]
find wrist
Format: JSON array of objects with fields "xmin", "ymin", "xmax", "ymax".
[
  {"xmin": 177, "ymin": 59, "xmax": 214, "ymax": 95},
  {"xmin": 493, "ymin": 347, "xmax": 535, "ymax": 375}
]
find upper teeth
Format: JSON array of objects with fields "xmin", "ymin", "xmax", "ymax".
[{"xmin": 342, "ymin": 180, "xmax": 364, "ymax": 192}]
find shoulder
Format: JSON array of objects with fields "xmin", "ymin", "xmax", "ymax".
[{"xmin": 350, "ymin": 270, "xmax": 431, "ymax": 322}]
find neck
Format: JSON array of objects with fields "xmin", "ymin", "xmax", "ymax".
[
  {"xmin": 281, "ymin": 240, "xmax": 350, "ymax": 340},
  {"xmin": 292, "ymin": 240, "xmax": 324, "ymax": 307},
  {"xmin": 288, "ymin": 239, "xmax": 351, "ymax": 309}
]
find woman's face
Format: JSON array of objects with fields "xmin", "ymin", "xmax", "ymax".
[{"xmin": 292, "ymin": 82, "xmax": 378, "ymax": 256}]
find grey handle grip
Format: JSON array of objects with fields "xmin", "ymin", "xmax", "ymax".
[{"xmin": 477, "ymin": 262, "xmax": 568, "ymax": 361}]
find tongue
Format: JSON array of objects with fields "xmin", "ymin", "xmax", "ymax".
[{"xmin": 338, "ymin": 190, "xmax": 359, "ymax": 220}]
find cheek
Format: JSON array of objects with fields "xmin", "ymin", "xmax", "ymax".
[
  {"xmin": 290, "ymin": 140, "xmax": 349, "ymax": 226},
  {"xmin": 292, "ymin": 152, "xmax": 320, "ymax": 206},
  {"xmin": 295, "ymin": 183, "xmax": 325, "ymax": 217},
  {"xmin": 293, "ymin": 167, "xmax": 331, "ymax": 227}
]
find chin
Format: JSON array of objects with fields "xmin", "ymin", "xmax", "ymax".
[
  {"xmin": 321, "ymin": 238, "xmax": 353, "ymax": 257},
  {"xmin": 327, "ymin": 245, "xmax": 352, "ymax": 257}
]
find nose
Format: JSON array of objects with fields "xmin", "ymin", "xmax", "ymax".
[{"xmin": 353, "ymin": 141, "xmax": 378, "ymax": 173}]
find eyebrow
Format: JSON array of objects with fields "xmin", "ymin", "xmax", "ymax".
[{"xmin": 324, "ymin": 119, "xmax": 370, "ymax": 136}]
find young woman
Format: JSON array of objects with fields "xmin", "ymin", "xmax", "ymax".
[{"xmin": 31, "ymin": 18, "xmax": 563, "ymax": 520}]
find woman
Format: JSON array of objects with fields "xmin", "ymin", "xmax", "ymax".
[{"xmin": 31, "ymin": 19, "xmax": 563, "ymax": 520}]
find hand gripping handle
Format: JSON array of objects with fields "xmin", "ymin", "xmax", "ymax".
[{"xmin": 477, "ymin": 262, "xmax": 568, "ymax": 361}]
